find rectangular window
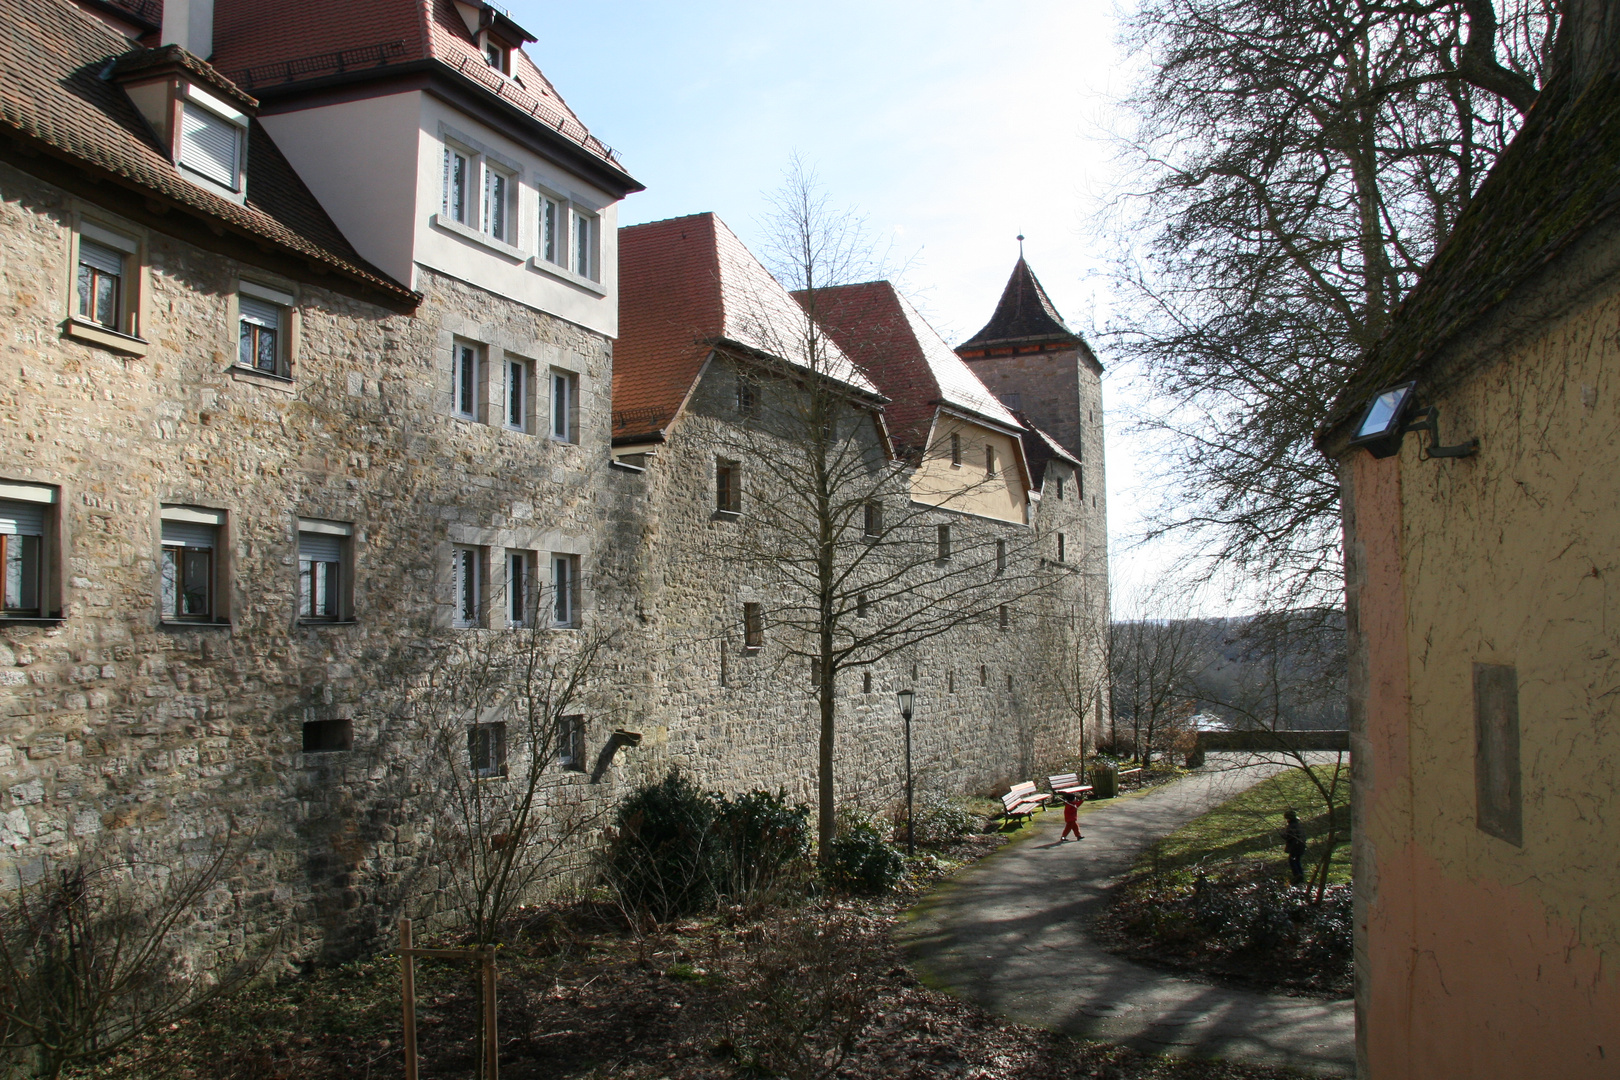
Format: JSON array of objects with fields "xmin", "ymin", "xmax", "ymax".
[
  {"xmin": 572, "ymin": 210, "xmax": 596, "ymax": 279},
  {"xmin": 504, "ymin": 358, "xmax": 531, "ymax": 431},
  {"xmin": 468, "ymin": 722, "xmax": 507, "ymax": 778},
  {"xmin": 1055, "ymin": 476, "xmax": 1065, "ymax": 500},
  {"xmin": 999, "ymin": 604, "xmax": 1009, "ymax": 629},
  {"xmin": 948, "ymin": 670, "xmax": 956, "ymax": 694},
  {"xmin": 980, "ymin": 665, "xmax": 988, "ymax": 687},
  {"xmin": 551, "ymin": 554, "xmax": 578, "ymax": 628},
  {"xmin": 736, "ymin": 373, "xmax": 759, "ymax": 418},
  {"xmin": 76, "ymin": 239, "xmax": 124, "ymax": 330},
  {"xmin": 551, "ymin": 370, "xmax": 576, "ymax": 442},
  {"xmin": 454, "ymin": 342, "xmax": 481, "ymax": 420},
  {"xmin": 1474, "ymin": 664, "xmax": 1522, "ymax": 846},
  {"xmin": 715, "ymin": 460, "xmax": 740, "ymax": 514},
  {"xmin": 160, "ymin": 508, "xmax": 223, "ymax": 622},
  {"xmin": 179, "ymin": 102, "xmax": 241, "ymax": 190},
  {"xmin": 995, "ymin": 539, "xmax": 1007, "ymax": 575},
  {"xmin": 856, "ymin": 592, "xmax": 869, "ymax": 618},
  {"xmin": 1077, "ymin": 469, "xmax": 1084, "ymax": 501},
  {"xmin": 950, "ymin": 432, "xmax": 961, "ymax": 467},
  {"xmin": 484, "ymin": 40, "xmax": 510, "ymax": 73},
  {"xmin": 1057, "ymin": 534, "xmax": 1066, "ymax": 563},
  {"xmin": 558, "ymin": 714, "xmax": 586, "ymax": 771},
  {"xmin": 937, "ymin": 524, "xmax": 951, "ymax": 561},
  {"xmin": 539, "ymin": 196, "xmax": 561, "ymax": 264},
  {"xmin": 811, "ymin": 657, "xmax": 822, "ymax": 689},
  {"xmin": 986, "ymin": 445, "xmax": 997, "ymax": 477},
  {"xmin": 506, "ymin": 550, "xmax": 532, "ymax": 627},
  {"xmin": 297, "ymin": 520, "xmax": 350, "ymax": 622},
  {"xmin": 302, "ymin": 718, "xmax": 353, "ymax": 753},
  {"xmin": 452, "ymin": 544, "xmax": 482, "ymax": 627},
  {"xmin": 863, "ymin": 501, "xmax": 882, "ymax": 537},
  {"xmin": 743, "ymin": 602, "xmax": 763, "ymax": 650},
  {"xmin": 238, "ymin": 292, "xmax": 287, "ymax": 376},
  {"xmin": 0, "ymin": 492, "xmax": 50, "ymax": 618},
  {"xmin": 483, "ymin": 167, "xmax": 510, "ymax": 242},
  {"xmin": 444, "ymin": 146, "xmax": 470, "ymax": 224},
  {"xmin": 863, "ymin": 671, "xmax": 873, "ymax": 694}
]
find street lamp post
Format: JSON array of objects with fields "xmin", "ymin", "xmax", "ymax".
[{"xmin": 897, "ymin": 689, "xmax": 915, "ymax": 856}]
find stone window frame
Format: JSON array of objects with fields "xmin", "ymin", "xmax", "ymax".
[
  {"xmin": 505, "ymin": 548, "xmax": 535, "ymax": 628},
  {"xmin": 433, "ymin": 125, "xmax": 526, "ymax": 260},
  {"xmin": 451, "ymin": 543, "xmax": 486, "ymax": 628},
  {"xmin": 230, "ymin": 277, "xmax": 300, "ymax": 384},
  {"xmin": 742, "ymin": 602, "xmax": 764, "ymax": 652},
  {"xmin": 158, "ymin": 504, "xmax": 232, "ymax": 628},
  {"xmin": 469, "ymin": 721, "xmax": 508, "ymax": 779},
  {"xmin": 451, "ymin": 338, "xmax": 487, "ymax": 423},
  {"xmin": 0, "ymin": 480, "xmax": 64, "ymax": 623},
  {"xmin": 296, "ymin": 517, "xmax": 355, "ymax": 625},
  {"xmin": 550, "ymin": 552, "xmax": 580, "ymax": 629},
  {"xmin": 502, "ymin": 354, "xmax": 536, "ymax": 434},
  {"xmin": 557, "ymin": 714, "xmax": 586, "ymax": 772},
  {"xmin": 714, "ymin": 458, "xmax": 742, "ymax": 518},
  {"xmin": 549, "ymin": 367, "xmax": 579, "ymax": 443},
  {"xmin": 63, "ymin": 212, "xmax": 150, "ymax": 356}
]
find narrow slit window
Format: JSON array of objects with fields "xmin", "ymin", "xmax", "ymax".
[
  {"xmin": 716, "ymin": 460, "xmax": 739, "ymax": 514},
  {"xmin": 999, "ymin": 604, "xmax": 1009, "ymax": 629},
  {"xmin": 1057, "ymin": 534, "xmax": 1066, "ymax": 563},
  {"xmin": 551, "ymin": 370, "xmax": 575, "ymax": 441},
  {"xmin": 863, "ymin": 501, "xmax": 882, "ymax": 537},
  {"xmin": 539, "ymin": 196, "xmax": 561, "ymax": 264},
  {"xmin": 950, "ymin": 432, "xmax": 962, "ymax": 467},
  {"xmin": 857, "ymin": 592, "xmax": 869, "ymax": 618},
  {"xmin": 863, "ymin": 671, "xmax": 873, "ymax": 693},
  {"xmin": 452, "ymin": 545, "xmax": 482, "ymax": 627},
  {"xmin": 1055, "ymin": 476, "xmax": 1065, "ymax": 500},
  {"xmin": 76, "ymin": 239, "xmax": 124, "ymax": 330},
  {"xmin": 505, "ymin": 359, "xmax": 528, "ymax": 431},
  {"xmin": 743, "ymin": 602, "xmax": 763, "ymax": 650},
  {"xmin": 454, "ymin": 343, "xmax": 481, "ymax": 420},
  {"xmin": 937, "ymin": 524, "xmax": 951, "ymax": 560},
  {"xmin": 986, "ymin": 445, "xmax": 997, "ymax": 477},
  {"xmin": 483, "ymin": 168, "xmax": 509, "ymax": 241},
  {"xmin": 572, "ymin": 210, "xmax": 595, "ymax": 279},
  {"xmin": 995, "ymin": 539, "xmax": 1007, "ymax": 575}
]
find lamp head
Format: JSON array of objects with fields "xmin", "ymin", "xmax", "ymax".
[
  {"xmin": 896, "ymin": 689, "xmax": 914, "ymax": 720},
  {"xmin": 1348, "ymin": 381, "xmax": 1418, "ymax": 458}
]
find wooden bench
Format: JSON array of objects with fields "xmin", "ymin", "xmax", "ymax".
[
  {"xmin": 1047, "ymin": 773, "xmax": 1095, "ymax": 799},
  {"xmin": 1117, "ymin": 767, "xmax": 1143, "ymax": 783},
  {"xmin": 1000, "ymin": 780, "xmax": 1050, "ymax": 823}
]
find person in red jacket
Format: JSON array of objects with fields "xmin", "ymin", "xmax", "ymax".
[{"xmin": 1059, "ymin": 792, "xmax": 1084, "ymax": 841}]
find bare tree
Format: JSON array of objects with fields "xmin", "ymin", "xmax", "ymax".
[
  {"xmin": 1112, "ymin": 0, "xmax": 1557, "ymax": 603},
  {"xmin": 402, "ymin": 618, "xmax": 618, "ymax": 947},
  {"xmin": 1108, "ymin": 585, "xmax": 1208, "ymax": 766},
  {"xmin": 0, "ymin": 833, "xmax": 270, "ymax": 1079},
  {"xmin": 712, "ymin": 160, "xmax": 1057, "ymax": 853}
]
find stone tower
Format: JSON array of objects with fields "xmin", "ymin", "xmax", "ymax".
[{"xmin": 956, "ymin": 256, "xmax": 1107, "ymax": 525}]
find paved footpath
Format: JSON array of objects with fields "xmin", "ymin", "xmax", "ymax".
[{"xmin": 898, "ymin": 758, "xmax": 1355, "ymax": 1077}]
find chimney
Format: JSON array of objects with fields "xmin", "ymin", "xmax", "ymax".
[{"xmin": 161, "ymin": 0, "xmax": 214, "ymax": 59}]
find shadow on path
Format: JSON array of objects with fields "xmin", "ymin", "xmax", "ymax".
[{"xmin": 898, "ymin": 756, "xmax": 1355, "ymax": 1077}]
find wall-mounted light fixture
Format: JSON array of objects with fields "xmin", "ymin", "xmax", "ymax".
[{"xmin": 1348, "ymin": 381, "xmax": 1478, "ymax": 460}]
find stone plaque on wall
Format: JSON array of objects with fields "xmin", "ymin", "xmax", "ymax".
[{"xmin": 1474, "ymin": 663, "xmax": 1522, "ymax": 846}]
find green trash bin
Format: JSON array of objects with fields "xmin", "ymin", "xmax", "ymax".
[{"xmin": 1092, "ymin": 763, "xmax": 1118, "ymax": 799}]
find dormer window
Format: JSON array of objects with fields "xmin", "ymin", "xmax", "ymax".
[
  {"xmin": 176, "ymin": 86, "xmax": 248, "ymax": 195},
  {"xmin": 483, "ymin": 38, "xmax": 510, "ymax": 74}
]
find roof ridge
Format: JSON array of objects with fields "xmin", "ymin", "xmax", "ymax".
[{"xmin": 960, "ymin": 256, "xmax": 1078, "ymax": 348}]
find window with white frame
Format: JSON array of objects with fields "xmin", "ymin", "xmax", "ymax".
[
  {"xmin": 557, "ymin": 714, "xmax": 586, "ymax": 771},
  {"xmin": 453, "ymin": 341, "xmax": 483, "ymax": 420},
  {"xmin": 538, "ymin": 195, "xmax": 562, "ymax": 266},
  {"xmin": 160, "ymin": 506, "xmax": 224, "ymax": 623},
  {"xmin": 550, "ymin": 369, "xmax": 577, "ymax": 442},
  {"xmin": 506, "ymin": 549, "xmax": 532, "ymax": 627},
  {"xmin": 572, "ymin": 209, "xmax": 596, "ymax": 279},
  {"xmin": 443, "ymin": 145, "xmax": 472, "ymax": 225},
  {"xmin": 483, "ymin": 38, "xmax": 511, "ymax": 75},
  {"xmin": 0, "ymin": 483, "xmax": 56, "ymax": 619},
  {"xmin": 504, "ymin": 357, "xmax": 532, "ymax": 432},
  {"xmin": 177, "ymin": 91, "xmax": 247, "ymax": 193},
  {"xmin": 482, "ymin": 165, "xmax": 513, "ymax": 243},
  {"xmin": 298, "ymin": 519, "xmax": 351, "ymax": 622},
  {"xmin": 238, "ymin": 281, "xmax": 293, "ymax": 377},
  {"xmin": 468, "ymin": 722, "xmax": 507, "ymax": 778},
  {"xmin": 551, "ymin": 554, "xmax": 578, "ymax": 628},
  {"xmin": 452, "ymin": 544, "xmax": 483, "ymax": 627}
]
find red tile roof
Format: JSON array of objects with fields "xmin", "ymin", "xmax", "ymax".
[
  {"xmin": 959, "ymin": 257, "xmax": 1081, "ymax": 349},
  {"xmin": 0, "ymin": 0, "xmax": 415, "ymax": 304},
  {"xmin": 207, "ymin": 0, "xmax": 634, "ymax": 189},
  {"xmin": 801, "ymin": 281, "xmax": 1022, "ymax": 456},
  {"xmin": 615, "ymin": 213, "xmax": 877, "ymax": 443}
]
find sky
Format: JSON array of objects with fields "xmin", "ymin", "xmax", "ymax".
[{"xmin": 508, "ymin": 0, "xmax": 1194, "ymax": 609}]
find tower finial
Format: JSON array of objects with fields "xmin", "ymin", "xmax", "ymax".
[{"xmin": 1017, "ymin": 233, "xmax": 1025, "ymax": 259}]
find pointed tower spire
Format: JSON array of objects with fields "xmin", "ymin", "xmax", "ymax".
[{"xmin": 958, "ymin": 255, "xmax": 1078, "ymax": 350}]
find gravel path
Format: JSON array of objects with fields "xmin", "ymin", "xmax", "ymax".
[{"xmin": 898, "ymin": 757, "xmax": 1356, "ymax": 1077}]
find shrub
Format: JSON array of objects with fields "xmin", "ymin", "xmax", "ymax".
[
  {"xmin": 822, "ymin": 814, "xmax": 905, "ymax": 895},
  {"xmin": 715, "ymin": 788, "xmax": 811, "ymax": 897},
  {"xmin": 599, "ymin": 768, "xmax": 723, "ymax": 922},
  {"xmin": 897, "ymin": 794, "xmax": 978, "ymax": 848}
]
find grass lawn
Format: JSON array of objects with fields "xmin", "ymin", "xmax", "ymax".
[{"xmin": 1142, "ymin": 764, "xmax": 1351, "ymax": 885}]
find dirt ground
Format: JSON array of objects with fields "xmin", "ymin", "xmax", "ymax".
[{"xmin": 81, "ymin": 835, "xmax": 1314, "ymax": 1080}]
